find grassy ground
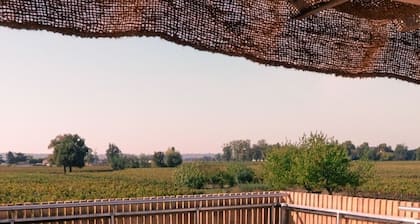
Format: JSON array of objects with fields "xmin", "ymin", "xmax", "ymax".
[{"xmin": 0, "ymin": 161, "xmax": 419, "ymax": 204}]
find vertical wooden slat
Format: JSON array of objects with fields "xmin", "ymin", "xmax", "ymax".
[
  {"xmin": 404, "ymin": 201, "xmax": 413, "ymax": 218},
  {"xmin": 314, "ymin": 194, "xmax": 319, "ymax": 224},
  {"xmin": 392, "ymin": 200, "xmax": 399, "ymax": 218},
  {"xmin": 412, "ymin": 202, "xmax": 420, "ymax": 219},
  {"xmin": 398, "ymin": 200, "xmax": 407, "ymax": 219},
  {"xmin": 342, "ymin": 196, "xmax": 349, "ymax": 224}
]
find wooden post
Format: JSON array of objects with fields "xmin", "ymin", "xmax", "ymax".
[{"xmin": 280, "ymin": 205, "xmax": 289, "ymax": 224}]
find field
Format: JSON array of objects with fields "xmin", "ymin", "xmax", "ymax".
[
  {"xmin": 0, "ymin": 166, "xmax": 195, "ymax": 204},
  {"xmin": 0, "ymin": 161, "xmax": 419, "ymax": 204},
  {"xmin": 357, "ymin": 161, "xmax": 420, "ymax": 201}
]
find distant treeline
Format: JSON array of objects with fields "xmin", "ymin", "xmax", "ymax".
[
  {"xmin": 0, "ymin": 152, "xmax": 44, "ymax": 165},
  {"xmin": 214, "ymin": 139, "xmax": 420, "ymax": 162}
]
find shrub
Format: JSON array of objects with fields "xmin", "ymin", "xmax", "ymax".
[
  {"xmin": 227, "ymin": 163, "xmax": 256, "ymax": 184},
  {"xmin": 209, "ymin": 170, "xmax": 235, "ymax": 188}
]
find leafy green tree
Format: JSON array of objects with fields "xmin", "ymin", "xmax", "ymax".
[
  {"xmin": 164, "ymin": 147, "xmax": 183, "ymax": 167},
  {"xmin": 356, "ymin": 142, "xmax": 370, "ymax": 159},
  {"xmin": 138, "ymin": 154, "xmax": 151, "ymax": 168},
  {"xmin": 264, "ymin": 144, "xmax": 298, "ymax": 189},
  {"xmin": 152, "ymin": 151, "xmax": 166, "ymax": 167},
  {"xmin": 48, "ymin": 134, "xmax": 90, "ymax": 173},
  {"xmin": 6, "ymin": 151, "xmax": 16, "ymax": 164},
  {"xmin": 106, "ymin": 144, "xmax": 125, "ymax": 170},
  {"xmin": 406, "ymin": 150, "xmax": 416, "ymax": 160},
  {"xmin": 378, "ymin": 143, "xmax": 393, "ymax": 153},
  {"xmin": 341, "ymin": 140, "xmax": 356, "ymax": 159},
  {"xmin": 109, "ymin": 156, "xmax": 125, "ymax": 170},
  {"xmin": 14, "ymin": 153, "xmax": 28, "ymax": 163},
  {"xmin": 229, "ymin": 140, "xmax": 251, "ymax": 161},
  {"xmin": 416, "ymin": 147, "xmax": 420, "ymax": 161},
  {"xmin": 250, "ymin": 139, "xmax": 268, "ymax": 161},
  {"xmin": 394, "ymin": 144, "xmax": 408, "ymax": 160},
  {"xmin": 264, "ymin": 132, "xmax": 372, "ymax": 194},
  {"xmin": 222, "ymin": 146, "xmax": 232, "ymax": 161},
  {"xmin": 106, "ymin": 144, "xmax": 122, "ymax": 162},
  {"xmin": 367, "ymin": 147, "xmax": 380, "ymax": 160}
]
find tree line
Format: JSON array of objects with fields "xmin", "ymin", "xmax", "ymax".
[
  {"xmin": 47, "ymin": 134, "xmax": 183, "ymax": 173},
  {"xmin": 105, "ymin": 144, "xmax": 182, "ymax": 170},
  {"xmin": 216, "ymin": 139, "xmax": 420, "ymax": 162},
  {"xmin": 0, "ymin": 151, "xmax": 43, "ymax": 165}
]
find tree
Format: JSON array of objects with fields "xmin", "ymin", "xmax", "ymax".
[
  {"xmin": 138, "ymin": 154, "xmax": 151, "ymax": 168},
  {"xmin": 85, "ymin": 148, "xmax": 99, "ymax": 165},
  {"xmin": 341, "ymin": 140, "xmax": 356, "ymax": 160},
  {"xmin": 222, "ymin": 146, "xmax": 232, "ymax": 161},
  {"xmin": 416, "ymin": 147, "xmax": 420, "ymax": 161},
  {"xmin": 15, "ymin": 153, "xmax": 28, "ymax": 163},
  {"xmin": 223, "ymin": 140, "xmax": 251, "ymax": 161},
  {"xmin": 264, "ymin": 144, "xmax": 298, "ymax": 189},
  {"xmin": 394, "ymin": 144, "xmax": 408, "ymax": 160},
  {"xmin": 164, "ymin": 147, "xmax": 183, "ymax": 167},
  {"xmin": 250, "ymin": 139, "xmax": 268, "ymax": 161},
  {"xmin": 356, "ymin": 142, "xmax": 370, "ymax": 159},
  {"xmin": 6, "ymin": 151, "xmax": 16, "ymax": 164},
  {"xmin": 0, "ymin": 154, "xmax": 4, "ymax": 163},
  {"xmin": 152, "ymin": 151, "xmax": 166, "ymax": 167},
  {"xmin": 106, "ymin": 144, "xmax": 122, "ymax": 162},
  {"xmin": 367, "ymin": 147, "xmax": 380, "ymax": 161},
  {"xmin": 264, "ymin": 132, "xmax": 372, "ymax": 194},
  {"xmin": 48, "ymin": 134, "xmax": 90, "ymax": 173},
  {"xmin": 106, "ymin": 144, "xmax": 125, "ymax": 170}
]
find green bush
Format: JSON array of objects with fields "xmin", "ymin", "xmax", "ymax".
[
  {"xmin": 237, "ymin": 167, "xmax": 255, "ymax": 184},
  {"xmin": 227, "ymin": 163, "xmax": 256, "ymax": 184},
  {"xmin": 209, "ymin": 170, "xmax": 235, "ymax": 188},
  {"xmin": 174, "ymin": 163, "xmax": 206, "ymax": 189}
]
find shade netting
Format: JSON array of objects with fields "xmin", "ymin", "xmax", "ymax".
[{"xmin": 0, "ymin": 0, "xmax": 419, "ymax": 83}]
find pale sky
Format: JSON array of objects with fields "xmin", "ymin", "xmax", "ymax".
[{"xmin": 1, "ymin": 27, "xmax": 420, "ymax": 155}]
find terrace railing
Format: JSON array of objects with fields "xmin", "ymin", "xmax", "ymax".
[
  {"xmin": 0, "ymin": 192, "xmax": 287, "ymax": 224},
  {"xmin": 1, "ymin": 191, "xmax": 419, "ymax": 224}
]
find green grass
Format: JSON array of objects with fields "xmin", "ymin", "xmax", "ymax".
[{"xmin": 0, "ymin": 161, "xmax": 419, "ymax": 204}]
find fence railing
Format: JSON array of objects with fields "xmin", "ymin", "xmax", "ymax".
[
  {"xmin": 0, "ymin": 192, "xmax": 287, "ymax": 224},
  {"xmin": 1, "ymin": 191, "xmax": 420, "ymax": 224},
  {"xmin": 283, "ymin": 203, "xmax": 420, "ymax": 224}
]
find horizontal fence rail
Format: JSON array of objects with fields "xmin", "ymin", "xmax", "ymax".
[
  {"xmin": 283, "ymin": 203, "xmax": 420, "ymax": 224},
  {"xmin": 400, "ymin": 207, "xmax": 420, "ymax": 213}
]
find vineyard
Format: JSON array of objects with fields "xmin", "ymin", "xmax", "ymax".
[{"xmin": 0, "ymin": 161, "xmax": 419, "ymax": 204}]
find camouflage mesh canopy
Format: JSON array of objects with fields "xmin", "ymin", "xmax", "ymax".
[{"xmin": 0, "ymin": 0, "xmax": 419, "ymax": 84}]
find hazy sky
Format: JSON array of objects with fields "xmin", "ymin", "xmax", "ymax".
[{"xmin": 1, "ymin": 27, "xmax": 420, "ymax": 155}]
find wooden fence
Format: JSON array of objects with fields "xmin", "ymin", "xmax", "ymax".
[
  {"xmin": 0, "ymin": 191, "xmax": 419, "ymax": 224},
  {"xmin": 282, "ymin": 191, "xmax": 420, "ymax": 224},
  {"xmin": 0, "ymin": 192, "xmax": 287, "ymax": 224}
]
